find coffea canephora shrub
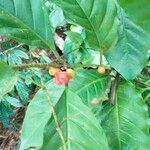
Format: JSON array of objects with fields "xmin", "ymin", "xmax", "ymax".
[{"xmin": 0, "ymin": 0, "xmax": 149, "ymax": 150}]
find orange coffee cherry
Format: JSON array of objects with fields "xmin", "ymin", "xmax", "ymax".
[
  {"xmin": 97, "ymin": 66, "xmax": 106, "ymax": 74},
  {"xmin": 91, "ymin": 98, "xmax": 99, "ymax": 105},
  {"xmin": 49, "ymin": 67, "xmax": 60, "ymax": 76}
]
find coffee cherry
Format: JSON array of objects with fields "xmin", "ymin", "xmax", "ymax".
[
  {"xmin": 49, "ymin": 67, "xmax": 60, "ymax": 76},
  {"xmin": 66, "ymin": 69, "xmax": 76, "ymax": 78},
  {"xmin": 97, "ymin": 66, "xmax": 106, "ymax": 74},
  {"xmin": 91, "ymin": 98, "xmax": 99, "ymax": 105},
  {"xmin": 54, "ymin": 71, "xmax": 71, "ymax": 86}
]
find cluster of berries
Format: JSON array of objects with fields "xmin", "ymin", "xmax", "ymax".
[
  {"xmin": 49, "ymin": 67, "xmax": 75, "ymax": 85},
  {"xmin": 49, "ymin": 66, "xmax": 106, "ymax": 86}
]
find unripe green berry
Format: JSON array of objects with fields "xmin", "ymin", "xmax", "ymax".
[{"xmin": 67, "ymin": 69, "xmax": 76, "ymax": 78}]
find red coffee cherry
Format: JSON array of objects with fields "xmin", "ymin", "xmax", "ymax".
[{"xmin": 54, "ymin": 71, "xmax": 71, "ymax": 86}]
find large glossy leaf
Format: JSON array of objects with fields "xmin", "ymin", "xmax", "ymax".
[
  {"xmin": 52, "ymin": 0, "xmax": 119, "ymax": 50},
  {"xmin": 0, "ymin": 0, "xmax": 55, "ymax": 50},
  {"xmin": 105, "ymin": 7, "xmax": 150, "ymax": 80},
  {"xmin": 0, "ymin": 61, "xmax": 17, "ymax": 101},
  {"xmin": 119, "ymin": 0, "xmax": 150, "ymax": 34},
  {"xmin": 101, "ymin": 81, "xmax": 150, "ymax": 150},
  {"xmin": 69, "ymin": 69, "xmax": 110, "ymax": 105},
  {"xmin": 42, "ymin": 89, "xmax": 109, "ymax": 150},
  {"xmin": 53, "ymin": 0, "xmax": 150, "ymax": 80},
  {"xmin": 19, "ymin": 80, "xmax": 65, "ymax": 150}
]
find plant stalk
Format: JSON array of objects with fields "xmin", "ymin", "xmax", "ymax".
[
  {"xmin": 0, "ymin": 43, "xmax": 24, "ymax": 55},
  {"xmin": 109, "ymin": 73, "xmax": 120, "ymax": 104},
  {"xmin": 12, "ymin": 63, "xmax": 100, "ymax": 70},
  {"xmin": 12, "ymin": 62, "xmax": 63, "ymax": 70},
  {"xmin": 44, "ymin": 88, "xmax": 67, "ymax": 150}
]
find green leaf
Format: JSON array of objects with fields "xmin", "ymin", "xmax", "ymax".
[
  {"xmin": 64, "ymin": 38, "xmax": 82, "ymax": 65},
  {"xmin": 65, "ymin": 31, "xmax": 83, "ymax": 48},
  {"xmin": 8, "ymin": 49, "xmax": 29, "ymax": 65},
  {"xmin": 42, "ymin": 89, "xmax": 109, "ymax": 150},
  {"xmin": 101, "ymin": 81, "xmax": 150, "ymax": 149},
  {"xmin": 69, "ymin": 69, "xmax": 110, "ymax": 105},
  {"xmin": 0, "ymin": 0, "xmax": 55, "ymax": 50},
  {"xmin": 52, "ymin": 0, "xmax": 119, "ymax": 50},
  {"xmin": 19, "ymin": 80, "xmax": 65, "ymax": 150},
  {"xmin": 119, "ymin": 0, "xmax": 150, "ymax": 34},
  {"xmin": 15, "ymin": 79, "xmax": 30, "ymax": 104},
  {"xmin": 40, "ymin": 55, "xmax": 51, "ymax": 63},
  {"xmin": 64, "ymin": 31, "xmax": 84, "ymax": 64},
  {"xmin": 3, "ymin": 95, "xmax": 22, "ymax": 107},
  {"xmin": 0, "ymin": 61, "xmax": 17, "ymax": 101},
  {"xmin": 50, "ymin": 6, "xmax": 65, "ymax": 30},
  {"xmin": 0, "ymin": 100, "xmax": 13, "ymax": 126},
  {"xmin": 105, "ymin": 7, "xmax": 150, "ymax": 80},
  {"xmin": 53, "ymin": 0, "xmax": 150, "ymax": 80},
  {"xmin": 0, "ymin": 40, "xmax": 14, "ymax": 51}
]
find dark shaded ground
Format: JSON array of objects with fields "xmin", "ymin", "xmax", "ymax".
[{"xmin": 0, "ymin": 108, "xmax": 25, "ymax": 150}]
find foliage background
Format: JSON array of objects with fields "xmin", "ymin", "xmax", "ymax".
[{"xmin": 0, "ymin": 0, "xmax": 149, "ymax": 149}]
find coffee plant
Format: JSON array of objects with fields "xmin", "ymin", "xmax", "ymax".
[{"xmin": 0, "ymin": 0, "xmax": 150, "ymax": 149}]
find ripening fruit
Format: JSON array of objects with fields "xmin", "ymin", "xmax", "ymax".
[
  {"xmin": 54, "ymin": 71, "xmax": 71, "ymax": 86},
  {"xmin": 49, "ymin": 67, "xmax": 60, "ymax": 76},
  {"xmin": 97, "ymin": 66, "xmax": 106, "ymax": 74},
  {"xmin": 91, "ymin": 98, "xmax": 99, "ymax": 105},
  {"xmin": 66, "ymin": 69, "xmax": 76, "ymax": 78}
]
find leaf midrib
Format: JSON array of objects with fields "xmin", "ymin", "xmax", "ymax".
[
  {"xmin": 0, "ymin": 6, "xmax": 52, "ymax": 50},
  {"xmin": 115, "ymin": 96, "xmax": 122, "ymax": 150},
  {"xmin": 74, "ymin": 0, "xmax": 101, "ymax": 47},
  {"xmin": 65, "ymin": 87, "xmax": 69, "ymax": 149}
]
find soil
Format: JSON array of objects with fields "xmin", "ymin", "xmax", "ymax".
[{"xmin": 0, "ymin": 108, "xmax": 25, "ymax": 150}]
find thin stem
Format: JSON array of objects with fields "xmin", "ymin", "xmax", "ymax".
[
  {"xmin": 61, "ymin": 46, "xmax": 97, "ymax": 59},
  {"xmin": 0, "ymin": 43, "xmax": 24, "ymax": 55},
  {"xmin": 142, "ymin": 87, "xmax": 150, "ymax": 92},
  {"xmin": 18, "ymin": 74, "xmax": 44, "ymax": 88},
  {"xmin": 99, "ymin": 47, "xmax": 104, "ymax": 66},
  {"xmin": 71, "ymin": 63, "xmax": 99, "ymax": 69},
  {"xmin": 135, "ymin": 78, "xmax": 150, "ymax": 88},
  {"xmin": 12, "ymin": 62, "xmax": 63, "ymax": 70},
  {"xmin": 44, "ymin": 88, "xmax": 67, "ymax": 150},
  {"xmin": 12, "ymin": 63, "xmax": 99, "ymax": 70},
  {"xmin": 55, "ymin": 46, "xmax": 96, "ymax": 64},
  {"xmin": 144, "ymin": 93, "xmax": 150, "ymax": 102},
  {"xmin": 11, "ymin": 44, "xmax": 106, "ymax": 70},
  {"xmin": 11, "ymin": 45, "xmax": 99, "ymax": 70},
  {"xmin": 79, "ymin": 46, "xmax": 97, "ymax": 51},
  {"xmin": 53, "ymin": 50, "xmax": 66, "ymax": 66},
  {"xmin": 109, "ymin": 73, "xmax": 120, "ymax": 104}
]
